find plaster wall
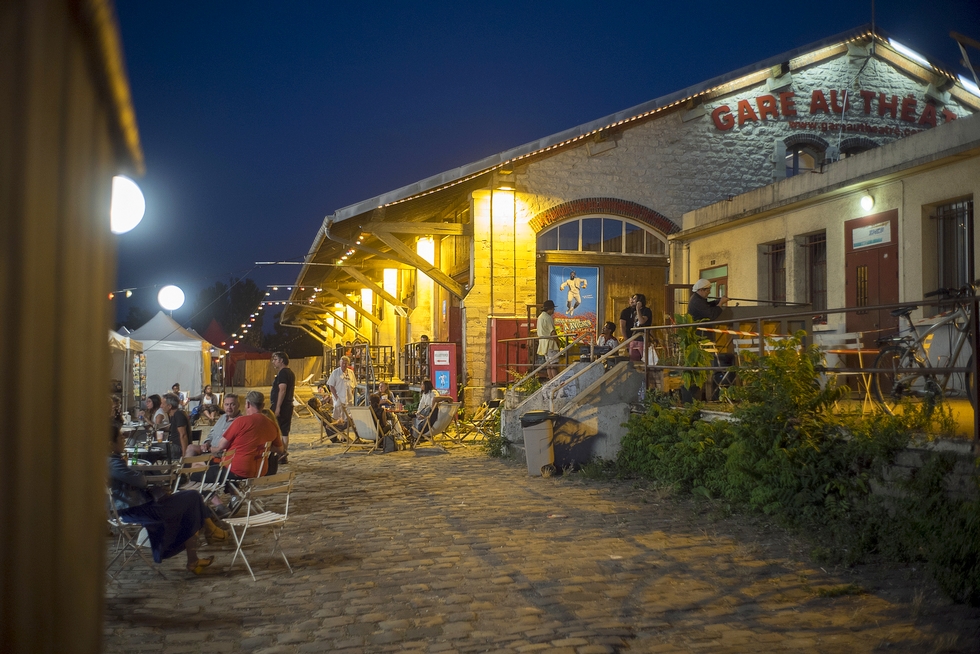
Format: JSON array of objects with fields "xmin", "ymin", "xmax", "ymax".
[{"xmin": 679, "ymin": 147, "xmax": 980, "ymax": 326}]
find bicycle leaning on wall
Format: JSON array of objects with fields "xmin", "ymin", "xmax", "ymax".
[{"xmin": 871, "ymin": 283, "xmax": 978, "ymax": 415}]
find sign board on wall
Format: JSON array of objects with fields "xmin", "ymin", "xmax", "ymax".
[
  {"xmin": 852, "ymin": 221, "xmax": 892, "ymax": 249},
  {"xmin": 548, "ymin": 265, "xmax": 599, "ymax": 344}
]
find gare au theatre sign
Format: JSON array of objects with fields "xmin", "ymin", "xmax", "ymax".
[{"xmin": 711, "ymin": 88, "xmax": 959, "ymax": 135}]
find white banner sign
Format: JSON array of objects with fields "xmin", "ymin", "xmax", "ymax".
[{"xmin": 852, "ymin": 221, "xmax": 891, "ymax": 249}]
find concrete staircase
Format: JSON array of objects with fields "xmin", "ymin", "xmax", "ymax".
[{"xmin": 501, "ymin": 359, "xmax": 645, "ymax": 467}]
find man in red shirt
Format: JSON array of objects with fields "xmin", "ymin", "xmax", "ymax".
[{"xmin": 215, "ymin": 391, "xmax": 283, "ymax": 479}]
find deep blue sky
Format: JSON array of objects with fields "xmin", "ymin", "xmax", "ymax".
[{"xmin": 113, "ymin": 0, "xmax": 980, "ymax": 326}]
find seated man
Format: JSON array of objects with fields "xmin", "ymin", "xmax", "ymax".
[
  {"xmin": 213, "ymin": 391, "xmax": 283, "ymax": 480},
  {"xmin": 185, "ymin": 394, "xmax": 240, "ymax": 457}
]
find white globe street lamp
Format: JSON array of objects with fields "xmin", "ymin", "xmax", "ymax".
[
  {"xmin": 158, "ymin": 285, "xmax": 185, "ymax": 312},
  {"xmin": 110, "ymin": 175, "xmax": 146, "ymax": 234}
]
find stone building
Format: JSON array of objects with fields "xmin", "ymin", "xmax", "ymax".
[{"xmin": 283, "ymin": 26, "xmax": 980, "ymax": 410}]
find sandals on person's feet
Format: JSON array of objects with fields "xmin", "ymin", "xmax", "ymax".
[
  {"xmin": 205, "ymin": 527, "xmax": 227, "ymax": 545},
  {"xmin": 187, "ymin": 556, "xmax": 214, "ymax": 574}
]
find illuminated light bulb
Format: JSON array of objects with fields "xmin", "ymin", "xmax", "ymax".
[
  {"xmin": 108, "ymin": 292, "xmax": 115, "ymax": 300},
  {"xmin": 861, "ymin": 193, "xmax": 875, "ymax": 211},
  {"xmin": 232, "ymin": 333, "xmax": 237, "ymax": 337},
  {"xmin": 110, "ymin": 175, "xmax": 146, "ymax": 234},
  {"xmin": 125, "ymin": 290, "xmax": 132, "ymax": 298},
  {"xmin": 158, "ymin": 285, "xmax": 184, "ymax": 311},
  {"xmin": 272, "ymin": 286, "xmax": 278, "ymax": 291}
]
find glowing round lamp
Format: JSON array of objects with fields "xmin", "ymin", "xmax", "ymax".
[
  {"xmin": 158, "ymin": 285, "xmax": 185, "ymax": 311},
  {"xmin": 860, "ymin": 193, "xmax": 874, "ymax": 212},
  {"xmin": 110, "ymin": 175, "xmax": 146, "ymax": 234}
]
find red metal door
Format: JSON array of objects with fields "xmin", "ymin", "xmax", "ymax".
[{"xmin": 845, "ymin": 210, "xmax": 899, "ymax": 342}]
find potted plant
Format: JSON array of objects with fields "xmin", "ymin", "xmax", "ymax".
[{"xmin": 673, "ymin": 313, "xmax": 713, "ymax": 402}]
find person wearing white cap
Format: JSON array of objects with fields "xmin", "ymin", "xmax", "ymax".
[{"xmin": 689, "ymin": 279, "xmax": 729, "ymax": 322}]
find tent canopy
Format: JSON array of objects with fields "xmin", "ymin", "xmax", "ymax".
[{"xmin": 129, "ymin": 311, "xmax": 215, "ymax": 396}]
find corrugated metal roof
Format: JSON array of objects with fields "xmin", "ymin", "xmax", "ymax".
[{"xmin": 329, "ymin": 24, "xmax": 916, "ymax": 224}]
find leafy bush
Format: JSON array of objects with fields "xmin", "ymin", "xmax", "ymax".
[{"xmin": 618, "ymin": 333, "xmax": 980, "ymax": 603}]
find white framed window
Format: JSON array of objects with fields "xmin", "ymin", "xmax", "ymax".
[{"xmin": 536, "ymin": 216, "xmax": 667, "ymax": 255}]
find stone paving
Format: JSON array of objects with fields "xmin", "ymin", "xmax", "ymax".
[{"xmin": 103, "ymin": 417, "xmax": 980, "ymax": 653}]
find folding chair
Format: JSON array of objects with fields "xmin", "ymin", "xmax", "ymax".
[
  {"xmin": 454, "ymin": 399, "xmax": 500, "ymax": 443},
  {"xmin": 172, "ymin": 453, "xmax": 213, "ymax": 493},
  {"xmin": 105, "ymin": 486, "xmax": 165, "ymax": 582},
  {"xmin": 346, "ymin": 406, "xmax": 392, "ymax": 453},
  {"xmin": 410, "ymin": 401, "xmax": 460, "ymax": 450},
  {"xmin": 225, "ymin": 471, "xmax": 296, "ymax": 581},
  {"xmin": 308, "ymin": 398, "xmax": 352, "ymax": 446}
]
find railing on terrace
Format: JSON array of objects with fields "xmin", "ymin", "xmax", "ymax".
[{"xmin": 633, "ymin": 291, "xmax": 980, "ymax": 442}]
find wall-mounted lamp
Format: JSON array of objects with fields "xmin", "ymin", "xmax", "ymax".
[
  {"xmin": 860, "ymin": 192, "xmax": 875, "ymax": 212},
  {"xmin": 493, "ymin": 170, "xmax": 516, "ymax": 191}
]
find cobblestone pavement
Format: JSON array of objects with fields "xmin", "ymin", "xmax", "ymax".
[{"xmin": 104, "ymin": 418, "xmax": 980, "ymax": 653}]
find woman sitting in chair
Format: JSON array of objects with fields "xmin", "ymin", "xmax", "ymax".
[
  {"xmin": 189, "ymin": 385, "xmax": 219, "ymax": 424},
  {"xmin": 369, "ymin": 393, "xmax": 392, "ymax": 437},
  {"xmin": 377, "ymin": 381, "xmax": 396, "ymax": 410},
  {"xmin": 412, "ymin": 380, "xmax": 451, "ymax": 439},
  {"xmin": 107, "ymin": 426, "xmax": 227, "ymax": 574}
]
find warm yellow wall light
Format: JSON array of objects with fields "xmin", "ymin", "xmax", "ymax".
[{"xmin": 416, "ymin": 236, "xmax": 435, "ymax": 264}]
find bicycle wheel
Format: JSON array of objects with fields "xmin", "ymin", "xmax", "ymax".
[{"xmin": 871, "ymin": 346, "xmax": 941, "ymax": 415}]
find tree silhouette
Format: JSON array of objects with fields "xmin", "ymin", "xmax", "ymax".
[
  {"xmin": 190, "ymin": 278, "xmax": 265, "ymax": 349},
  {"xmin": 119, "ymin": 305, "xmax": 154, "ymax": 331}
]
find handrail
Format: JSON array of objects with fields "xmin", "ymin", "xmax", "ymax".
[
  {"xmin": 546, "ymin": 334, "xmax": 642, "ymax": 411},
  {"xmin": 505, "ymin": 332, "xmax": 592, "ymax": 404}
]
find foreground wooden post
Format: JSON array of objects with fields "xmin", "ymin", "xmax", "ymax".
[{"xmin": 0, "ymin": 1, "xmax": 143, "ymax": 651}]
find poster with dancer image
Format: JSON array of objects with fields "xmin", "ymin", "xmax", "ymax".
[{"xmin": 548, "ymin": 265, "xmax": 599, "ymax": 344}]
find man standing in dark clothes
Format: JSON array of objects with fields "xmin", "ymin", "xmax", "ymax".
[
  {"xmin": 619, "ymin": 294, "xmax": 637, "ymax": 340},
  {"xmin": 163, "ymin": 392, "xmax": 191, "ymax": 456},
  {"xmin": 270, "ymin": 351, "xmax": 296, "ymax": 464},
  {"xmin": 688, "ymin": 278, "xmax": 729, "ymax": 322}
]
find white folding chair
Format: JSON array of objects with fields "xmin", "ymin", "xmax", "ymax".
[
  {"xmin": 105, "ymin": 486, "xmax": 165, "ymax": 582},
  {"xmin": 225, "ymin": 472, "xmax": 296, "ymax": 581}
]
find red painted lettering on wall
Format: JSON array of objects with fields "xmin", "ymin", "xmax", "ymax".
[
  {"xmin": 711, "ymin": 105, "xmax": 734, "ymax": 130},
  {"xmin": 779, "ymin": 92, "xmax": 797, "ymax": 117},
  {"xmin": 737, "ymin": 99, "xmax": 758, "ymax": 125},
  {"xmin": 709, "ymin": 88, "xmax": 961, "ymax": 131},
  {"xmin": 859, "ymin": 89, "xmax": 876, "ymax": 114},
  {"xmin": 878, "ymin": 93, "xmax": 898, "ymax": 118},
  {"xmin": 756, "ymin": 95, "xmax": 779, "ymax": 120},
  {"xmin": 900, "ymin": 96, "xmax": 918, "ymax": 122},
  {"xmin": 809, "ymin": 90, "xmax": 830, "ymax": 114}
]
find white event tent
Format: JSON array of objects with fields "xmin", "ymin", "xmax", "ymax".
[{"xmin": 128, "ymin": 311, "xmax": 219, "ymax": 397}]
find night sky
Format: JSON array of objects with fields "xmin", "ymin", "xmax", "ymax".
[{"xmin": 113, "ymin": 0, "xmax": 980, "ymax": 327}]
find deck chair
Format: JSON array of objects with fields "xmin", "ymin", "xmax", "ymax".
[
  {"xmin": 307, "ymin": 398, "xmax": 351, "ymax": 446},
  {"xmin": 345, "ymin": 406, "xmax": 382, "ymax": 454},
  {"xmin": 105, "ymin": 486, "xmax": 165, "ymax": 582},
  {"xmin": 292, "ymin": 396, "xmax": 313, "ymax": 418},
  {"xmin": 454, "ymin": 399, "xmax": 500, "ymax": 443},
  {"xmin": 298, "ymin": 373, "xmax": 314, "ymax": 386},
  {"xmin": 410, "ymin": 401, "xmax": 460, "ymax": 450},
  {"xmin": 225, "ymin": 471, "xmax": 296, "ymax": 581}
]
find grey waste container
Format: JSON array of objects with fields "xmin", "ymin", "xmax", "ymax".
[{"xmin": 521, "ymin": 410, "xmax": 557, "ymax": 476}]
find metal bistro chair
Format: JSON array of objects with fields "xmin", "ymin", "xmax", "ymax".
[
  {"xmin": 225, "ymin": 471, "xmax": 296, "ymax": 581},
  {"xmin": 104, "ymin": 486, "xmax": 165, "ymax": 582}
]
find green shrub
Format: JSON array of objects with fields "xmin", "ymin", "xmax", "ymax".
[{"xmin": 617, "ymin": 333, "xmax": 980, "ymax": 604}]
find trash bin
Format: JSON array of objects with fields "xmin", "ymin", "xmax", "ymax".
[{"xmin": 521, "ymin": 410, "xmax": 557, "ymax": 476}]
